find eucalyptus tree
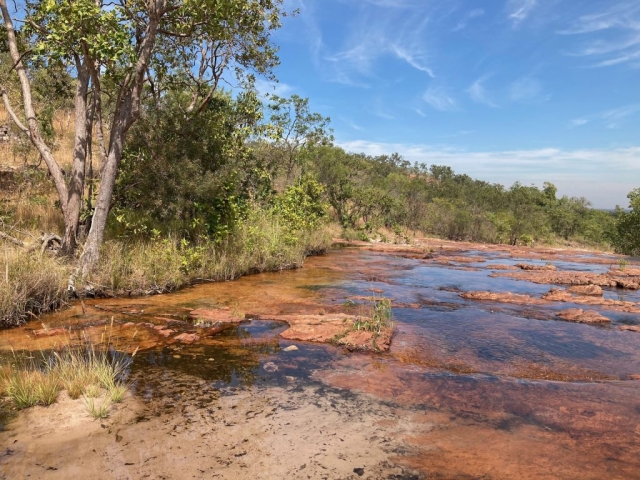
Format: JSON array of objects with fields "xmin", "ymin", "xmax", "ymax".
[{"xmin": 0, "ymin": 0, "xmax": 286, "ymax": 280}]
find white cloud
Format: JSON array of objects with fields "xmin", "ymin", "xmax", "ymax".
[
  {"xmin": 467, "ymin": 75, "xmax": 498, "ymax": 107},
  {"xmin": 509, "ymin": 77, "xmax": 548, "ymax": 102},
  {"xmin": 452, "ymin": 8, "xmax": 485, "ymax": 32},
  {"xmin": 254, "ymin": 79, "xmax": 294, "ymax": 98},
  {"xmin": 335, "ymin": 139, "xmax": 640, "ymax": 208},
  {"xmin": 423, "ymin": 87, "xmax": 458, "ymax": 112},
  {"xmin": 316, "ymin": 1, "xmax": 437, "ymax": 86},
  {"xmin": 508, "ymin": 0, "xmax": 537, "ymax": 26},
  {"xmin": 560, "ymin": 3, "xmax": 640, "ymax": 68},
  {"xmin": 570, "ymin": 103, "xmax": 640, "ymax": 129}
]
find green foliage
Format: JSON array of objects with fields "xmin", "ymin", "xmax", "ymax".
[
  {"xmin": 611, "ymin": 188, "xmax": 640, "ymax": 256},
  {"xmin": 113, "ymin": 90, "xmax": 266, "ymax": 240},
  {"xmin": 264, "ymin": 94, "xmax": 333, "ymax": 181},
  {"xmin": 272, "ymin": 176, "xmax": 328, "ymax": 244}
]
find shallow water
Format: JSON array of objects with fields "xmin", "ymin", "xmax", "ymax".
[{"xmin": 1, "ymin": 246, "xmax": 640, "ymax": 479}]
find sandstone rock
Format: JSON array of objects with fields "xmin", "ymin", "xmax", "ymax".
[
  {"xmin": 567, "ymin": 285, "xmax": 603, "ymax": 297},
  {"xmin": 629, "ymin": 374, "xmax": 640, "ymax": 380},
  {"xmin": 189, "ymin": 308, "xmax": 245, "ymax": 324},
  {"xmin": 615, "ymin": 279, "xmax": 640, "ymax": 290},
  {"xmin": 556, "ymin": 309, "xmax": 610, "ymax": 323},
  {"xmin": 461, "ymin": 291, "xmax": 546, "ymax": 305},
  {"xmin": 516, "ymin": 263, "xmax": 557, "ymax": 271},
  {"xmin": 32, "ymin": 327, "xmax": 66, "ymax": 337},
  {"xmin": 283, "ymin": 345, "xmax": 299, "ymax": 352},
  {"xmin": 620, "ymin": 325, "xmax": 640, "ymax": 333},
  {"xmin": 173, "ymin": 333, "xmax": 200, "ymax": 344}
]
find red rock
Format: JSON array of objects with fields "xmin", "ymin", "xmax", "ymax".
[
  {"xmin": 122, "ymin": 322, "xmax": 136, "ymax": 328},
  {"xmin": 629, "ymin": 374, "xmax": 640, "ymax": 380},
  {"xmin": 620, "ymin": 325, "xmax": 640, "ymax": 333},
  {"xmin": 461, "ymin": 291, "xmax": 546, "ymax": 305},
  {"xmin": 567, "ymin": 285, "xmax": 603, "ymax": 297},
  {"xmin": 516, "ymin": 263, "xmax": 557, "ymax": 271},
  {"xmin": 485, "ymin": 264, "xmax": 518, "ymax": 270},
  {"xmin": 173, "ymin": 333, "xmax": 200, "ymax": 344},
  {"xmin": 189, "ymin": 308, "xmax": 245, "ymax": 324},
  {"xmin": 32, "ymin": 327, "xmax": 66, "ymax": 337},
  {"xmin": 156, "ymin": 329, "xmax": 175, "ymax": 338},
  {"xmin": 556, "ymin": 309, "xmax": 610, "ymax": 323},
  {"xmin": 615, "ymin": 279, "xmax": 640, "ymax": 290}
]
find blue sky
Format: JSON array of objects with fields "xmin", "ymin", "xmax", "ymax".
[{"xmin": 258, "ymin": 0, "xmax": 640, "ymax": 208}]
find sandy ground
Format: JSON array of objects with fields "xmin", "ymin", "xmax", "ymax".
[{"xmin": 0, "ymin": 369, "xmax": 421, "ymax": 480}]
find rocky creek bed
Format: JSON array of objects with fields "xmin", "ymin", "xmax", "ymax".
[{"xmin": 1, "ymin": 240, "xmax": 640, "ymax": 479}]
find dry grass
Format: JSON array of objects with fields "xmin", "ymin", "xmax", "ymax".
[
  {"xmin": 0, "ymin": 247, "xmax": 69, "ymax": 327},
  {"xmin": 0, "ymin": 335, "xmax": 135, "ymax": 416},
  {"xmin": 86, "ymin": 210, "xmax": 333, "ymax": 294}
]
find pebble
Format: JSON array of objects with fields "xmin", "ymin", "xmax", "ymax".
[{"xmin": 283, "ymin": 345, "xmax": 299, "ymax": 352}]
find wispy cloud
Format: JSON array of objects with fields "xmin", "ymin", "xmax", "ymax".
[
  {"xmin": 413, "ymin": 108, "xmax": 427, "ymax": 118},
  {"xmin": 507, "ymin": 0, "xmax": 537, "ymax": 26},
  {"xmin": 467, "ymin": 75, "xmax": 498, "ymax": 107},
  {"xmin": 316, "ymin": 2, "xmax": 437, "ymax": 86},
  {"xmin": 509, "ymin": 76, "xmax": 549, "ymax": 102},
  {"xmin": 452, "ymin": 8, "xmax": 485, "ymax": 32},
  {"xmin": 335, "ymin": 139, "xmax": 640, "ymax": 207},
  {"xmin": 254, "ymin": 79, "xmax": 294, "ymax": 98},
  {"xmin": 423, "ymin": 87, "xmax": 458, "ymax": 112},
  {"xmin": 560, "ymin": 3, "xmax": 640, "ymax": 68},
  {"xmin": 570, "ymin": 103, "xmax": 640, "ymax": 129}
]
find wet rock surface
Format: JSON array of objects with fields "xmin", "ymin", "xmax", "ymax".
[
  {"xmin": 1, "ymin": 240, "xmax": 640, "ymax": 479},
  {"xmin": 556, "ymin": 308, "xmax": 610, "ymax": 323}
]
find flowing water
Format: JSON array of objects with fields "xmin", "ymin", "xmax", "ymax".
[{"xmin": 1, "ymin": 246, "xmax": 639, "ymax": 479}]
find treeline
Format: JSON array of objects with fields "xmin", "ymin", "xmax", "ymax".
[{"xmin": 110, "ymin": 91, "xmax": 629, "ymax": 251}]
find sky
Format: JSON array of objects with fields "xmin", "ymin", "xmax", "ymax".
[{"xmin": 258, "ymin": 0, "xmax": 640, "ymax": 209}]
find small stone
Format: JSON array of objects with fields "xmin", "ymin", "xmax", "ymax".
[
  {"xmin": 208, "ymin": 358, "xmax": 215, "ymax": 361},
  {"xmin": 353, "ymin": 467, "xmax": 365, "ymax": 476},
  {"xmin": 283, "ymin": 345, "xmax": 299, "ymax": 352},
  {"xmin": 173, "ymin": 355, "xmax": 181, "ymax": 359},
  {"xmin": 263, "ymin": 362, "xmax": 278, "ymax": 372}
]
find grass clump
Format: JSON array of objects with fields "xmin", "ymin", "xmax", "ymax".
[
  {"xmin": 352, "ymin": 298, "xmax": 393, "ymax": 335},
  {"xmin": 4, "ymin": 369, "xmax": 61, "ymax": 409},
  {"xmin": 0, "ymin": 341, "xmax": 135, "ymax": 418},
  {"xmin": 0, "ymin": 247, "xmax": 69, "ymax": 327}
]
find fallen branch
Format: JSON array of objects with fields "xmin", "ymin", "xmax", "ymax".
[{"xmin": 0, "ymin": 230, "xmax": 26, "ymax": 247}]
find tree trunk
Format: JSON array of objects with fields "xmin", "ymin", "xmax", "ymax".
[
  {"xmin": 77, "ymin": 114, "xmax": 126, "ymax": 278},
  {"xmin": 61, "ymin": 61, "xmax": 90, "ymax": 255}
]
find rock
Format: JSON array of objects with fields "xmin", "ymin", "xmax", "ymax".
[
  {"xmin": 556, "ymin": 309, "xmax": 610, "ymax": 323},
  {"xmin": 173, "ymin": 333, "xmax": 200, "ymax": 344},
  {"xmin": 189, "ymin": 308, "xmax": 245, "ymax": 324},
  {"xmin": 32, "ymin": 327, "xmax": 66, "ymax": 337},
  {"xmin": 516, "ymin": 263, "xmax": 557, "ymax": 271},
  {"xmin": 620, "ymin": 325, "xmax": 640, "ymax": 333},
  {"xmin": 156, "ymin": 329, "xmax": 174, "ymax": 338},
  {"xmin": 615, "ymin": 279, "xmax": 640, "ymax": 290},
  {"xmin": 485, "ymin": 264, "xmax": 518, "ymax": 270},
  {"xmin": 461, "ymin": 291, "xmax": 546, "ymax": 305},
  {"xmin": 283, "ymin": 345, "xmax": 299, "ymax": 352},
  {"xmin": 122, "ymin": 322, "xmax": 136, "ymax": 328},
  {"xmin": 263, "ymin": 362, "xmax": 278, "ymax": 372},
  {"xmin": 629, "ymin": 374, "xmax": 640, "ymax": 380},
  {"xmin": 567, "ymin": 285, "xmax": 603, "ymax": 297}
]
